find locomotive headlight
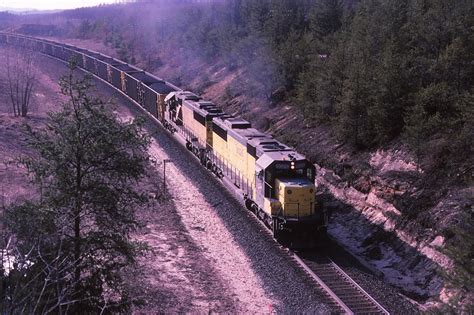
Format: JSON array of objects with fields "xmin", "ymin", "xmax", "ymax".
[{"xmin": 291, "ymin": 161, "xmax": 295, "ymax": 169}]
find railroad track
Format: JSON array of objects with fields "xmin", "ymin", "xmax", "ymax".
[{"xmin": 293, "ymin": 252, "xmax": 390, "ymax": 315}]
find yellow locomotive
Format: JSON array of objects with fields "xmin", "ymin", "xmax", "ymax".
[{"xmin": 165, "ymin": 91, "xmax": 327, "ymax": 246}]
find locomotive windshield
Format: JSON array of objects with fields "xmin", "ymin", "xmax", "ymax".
[
  {"xmin": 262, "ymin": 160, "xmax": 315, "ymax": 199},
  {"xmin": 266, "ymin": 161, "xmax": 314, "ymax": 182}
]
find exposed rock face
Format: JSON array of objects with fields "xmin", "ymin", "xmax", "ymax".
[{"xmin": 314, "ymin": 148, "xmax": 468, "ymax": 302}]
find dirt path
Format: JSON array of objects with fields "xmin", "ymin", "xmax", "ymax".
[{"xmin": 129, "ymin": 170, "xmax": 240, "ymax": 313}]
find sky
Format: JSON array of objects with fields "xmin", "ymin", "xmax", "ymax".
[{"xmin": 0, "ymin": 0, "xmax": 118, "ymax": 10}]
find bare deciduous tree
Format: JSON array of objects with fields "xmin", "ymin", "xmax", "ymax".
[{"xmin": 6, "ymin": 47, "xmax": 37, "ymax": 117}]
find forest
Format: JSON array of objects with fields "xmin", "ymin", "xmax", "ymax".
[{"xmin": 35, "ymin": 0, "xmax": 471, "ymax": 179}]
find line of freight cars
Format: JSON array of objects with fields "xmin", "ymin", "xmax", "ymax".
[{"xmin": 0, "ymin": 32, "xmax": 327, "ymax": 247}]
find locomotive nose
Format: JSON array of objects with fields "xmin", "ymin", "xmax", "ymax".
[{"xmin": 275, "ymin": 178, "xmax": 316, "ymax": 218}]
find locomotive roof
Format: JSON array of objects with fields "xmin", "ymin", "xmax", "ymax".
[
  {"xmin": 196, "ymin": 101, "xmax": 222, "ymax": 112},
  {"xmin": 228, "ymin": 128, "xmax": 267, "ymax": 142},
  {"xmin": 256, "ymin": 150, "xmax": 307, "ymax": 170},
  {"xmin": 212, "ymin": 116, "xmax": 251, "ymax": 129},
  {"xmin": 258, "ymin": 141, "xmax": 291, "ymax": 152},
  {"xmin": 164, "ymin": 91, "xmax": 201, "ymax": 103},
  {"xmin": 180, "ymin": 91, "xmax": 201, "ymax": 101},
  {"xmin": 183, "ymin": 99, "xmax": 223, "ymax": 118},
  {"xmin": 224, "ymin": 117, "xmax": 251, "ymax": 129},
  {"xmin": 247, "ymin": 137, "xmax": 275, "ymax": 148}
]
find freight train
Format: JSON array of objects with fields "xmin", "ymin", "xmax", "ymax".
[{"xmin": 0, "ymin": 32, "xmax": 327, "ymax": 247}]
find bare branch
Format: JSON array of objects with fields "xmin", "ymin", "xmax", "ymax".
[{"xmin": 5, "ymin": 47, "xmax": 37, "ymax": 117}]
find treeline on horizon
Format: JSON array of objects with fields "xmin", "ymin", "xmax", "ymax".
[{"xmin": 16, "ymin": 0, "xmax": 473, "ymax": 171}]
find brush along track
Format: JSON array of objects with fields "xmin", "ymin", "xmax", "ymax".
[{"xmin": 293, "ymin": 252, "xmax": 390, "ymax": 315}]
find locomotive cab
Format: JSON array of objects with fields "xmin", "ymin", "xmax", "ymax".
[{"xmin": 253, "ymin": 150, "xmax": 327, "ymax": 247}]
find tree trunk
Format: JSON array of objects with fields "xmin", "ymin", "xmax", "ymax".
[
  {"xmin": 74, "ymin": 209, "xmax": 81, "ymax": 285},
  {"xmin": 74, "ymin": 160, "xmax": 82, "ymax": 292}
]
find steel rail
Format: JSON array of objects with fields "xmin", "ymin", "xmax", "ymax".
[
  {"xmin": 327, "ymin": 257, "xmax": 390, "ymax": 315},
  {"xmin": 292, "ymin": 253, "xmax": 354, "ymax": 314},
  {"xmin": 296, "ymin": 252, "xmax": 391, "ymax": 315}
]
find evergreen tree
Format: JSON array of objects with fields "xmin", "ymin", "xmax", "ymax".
[
  {"xmin": 1, "ymin": 63, "xmax": 151, "ymax": 313},
  {"xmin": 403, "ymin": 102, "xmax": 439, "ymax": 166},
  {"xmin": 333, "ymin": 0, "xmax": 376, "ymax": 147},
  {"xmin": 309, "ymin": 0, "xmax": 344, "ymax": 43},
  {"xmin": 439, "ymin": 212, "xmax": 474, "ymax": 314},
  {"xmin": 369, "ymin": 40, "xmax": 407, "ymax": 142}
]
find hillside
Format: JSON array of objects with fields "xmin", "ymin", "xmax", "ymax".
[{"xmin": 1, "ymin": 0, "xmax": 472, "ymax": 311}]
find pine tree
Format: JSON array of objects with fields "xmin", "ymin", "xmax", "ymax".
[
  {"xmin": 1, "ymin": 62, "xmax": 151, "ymax": 313},
  {"xmin": 309, "ymin": 0, "xmax": 344, "ymax": 42},
  {"xmin": 439, "ymin": 212, "xmax": 474, "ymax": 313}
]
